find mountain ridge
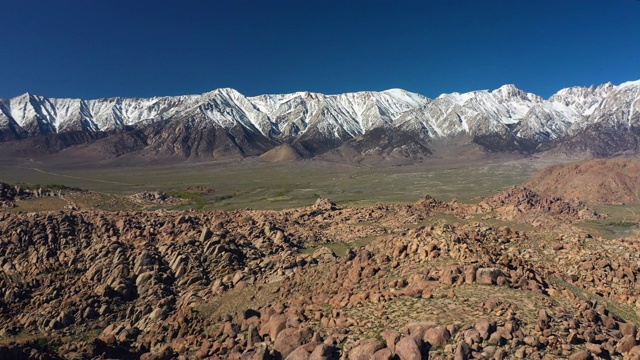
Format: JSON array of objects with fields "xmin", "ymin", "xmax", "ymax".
[{"xmin": 1, "ymin": 80, "xmax": 639, "ymax": 161}]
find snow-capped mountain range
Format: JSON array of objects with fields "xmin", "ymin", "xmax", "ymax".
[{"xmin": 1, "ymin": 80, "xmax": 640, "ymax": 159}]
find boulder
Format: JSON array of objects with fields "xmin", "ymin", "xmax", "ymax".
[
  {"xmin": 259, "ymin": 314, "xmax": 288, "ymax": 340},
  {"xmin": 568, "ymin": 350, "xmax": 592, "ymax": 360},
  {"xmin": 285, "ymin": 345, "xmax": 311, "ymax": 360},
  {"xmin": 476, "ymin": 268, "xmax": 504, "ymax": 285},
  {"xmin": 373, "ymin": 347, "xmax": 393, "ymax": 360},
  {"xmin": 423, "ymin": 326, "xmax": 450, "ymax": 347},
  {"xmin": 454, "ymin": 341, "xmax": 471, "ymax": 360},
  {"xmin": 349, "ymin": 339, "xmax": 385, "ymax": 360},
  {"xmin": 395, "ymin": 336, "xmax": 427, "ymax": 360},
  {"xmin": 274, "ymin": 327, "xmax": 313, "ymax": 358},
  {"xmin": 617, "ymin": 334, "xmax": 637, "ymax": 354},
  {"xmin": 308, "ymin": 344, "xmax": 336, "ymax": 360}
]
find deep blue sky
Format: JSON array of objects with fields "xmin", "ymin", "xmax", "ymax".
[{"xmin": 1, "ymin": 0, "xmax": 639, "ymax": 100}]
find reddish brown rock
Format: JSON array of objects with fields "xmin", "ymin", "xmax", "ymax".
[
  {"xmin": 423, "ymin": 326, "xmax": 450, "ymax": 347},
  {"xmin": 395, "ymin": 336, "xmax": 426, "ymax": 360},
  {"xmin": 274, "ymin": 327, "xmax": 313, "ymax": 358},
  {"xmin": 285, "ymin": 345, "xmax": 311, "ymax": 360},
  {"xmin": 617, "ymin": 334, "xmax": 637, "ymax": 354},
  {"xmin": 348, "ymin": 339, "xmax": 385, "ymax": 360},
  {"xmin": 406, "ymin": 322, "xmax": 436, "ymax": 339},
  {"xmin": 260, "ymin": 314, "xmax": 288, "ymax": 341},
  {"xmin": 308, "ymin": 344, "xmax": 335, "ymax": 360},
  {"xmin": 568, "ymin": 350, "xmax": 592, "ymax": 360},
  {"xmin": 454, "ymin": 341, "xmax": 471, "ymax": 360},
  {"xmin": 380, "ymin": 329, "xmax": 401, "ymax": 353},
  {"xmin": 584, "ymin": 343, "xmax": 602, "ymax": 356},
  {"xmin": 619, "ymin": 322, "xmax": 637, "ymax": 337},
  {"xmin": 373, "ymin": 348, "xmax": 393, "ymax": 360},
  {"xmin": 474, "ymin": 320, "xmax": 494, "ymax": 340},
  {"xmin": 475, "ymin": 268, "xmax": 504, "ymax": 285}
]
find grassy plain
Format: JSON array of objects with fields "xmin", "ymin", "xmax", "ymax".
[{"xmin": 0, "ymin": 156, "xmax": 541, "ymax": 210}]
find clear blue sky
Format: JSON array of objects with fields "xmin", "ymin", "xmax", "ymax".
[{"xmin": 1, "ymin": 0, "xmax": 639, "ymax": 100}]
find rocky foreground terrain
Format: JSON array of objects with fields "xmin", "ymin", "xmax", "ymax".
[{"xmin": 1, "ymin": 176, "xmax": 640, "ymax": 360}]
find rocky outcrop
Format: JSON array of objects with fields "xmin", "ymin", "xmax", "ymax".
[
  {"xmin": 477, "ymin": 186, "xmax": 603, "ymax": 225},
  {"xmin": 129, "ymin": 191, "xmax": 183, "ymax": 205},
  {"xmin": 0, "ymin": 182, "xmax": 72, "ymax": 208}
]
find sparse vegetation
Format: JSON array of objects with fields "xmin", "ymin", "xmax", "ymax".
[
  {"xmin": 166, "ymin": 190, "xmax": 208, "ymax": 209},
  {"xmin": 43, "ymin": 183, "xmax": 80, "ymax": 191},
  {"xmin": 606, "ymin": 220, "xmax": 637, "ymax": 227}
]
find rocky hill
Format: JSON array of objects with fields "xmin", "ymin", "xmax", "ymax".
[
  {"xmin": 2, "ymin": 189, "xmax": 640, "ymax": 359},
  {"xmin": 1, "ymin": 80, "xmax": 640, "ymax": 161},
  {"xmin": 476, "ymin": 186, "xmax": 603, "ymax": 226},
  {"xmin": 526, "ymin": 158, "xmax": 640, "ymax": 204}
]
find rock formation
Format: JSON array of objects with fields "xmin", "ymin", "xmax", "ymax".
[{"xmin": 2, "ymin": 184, "xmax": 640, "ymax": 359}]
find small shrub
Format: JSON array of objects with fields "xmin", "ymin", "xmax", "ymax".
[{"xmin": 607, "ymin": 221, "xmax": 637, "ymax": 227}]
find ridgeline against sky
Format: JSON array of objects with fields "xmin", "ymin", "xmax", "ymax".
[{"xmin": 1, "ymin": 0, "xmax": 639, "ymax": 100}]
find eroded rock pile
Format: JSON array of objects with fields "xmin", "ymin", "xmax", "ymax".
[
  {"xmin": 0, "ymin": 192, "xmax": 638, "ymax": 359},
  {"xmin": 477, "ymin": 186, "xmax": 603, "ymax": 225},
  {"xmin": 129, "ymin": 191, "xmax": 183, "ymax": 205}
]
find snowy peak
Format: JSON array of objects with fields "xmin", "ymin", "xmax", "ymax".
[
  {"xmin": 618, "ymin": 79, "xmax": 640, "ymax": 89},
  {"xmin": 429, "ymin": 84, "xmax": 543, "ymax": 134},
  {"xmin": 437, "ymin": 91, "xmax": 476, "ymax": 107},
  {"xmin": 587, "ymin": 79, "xmax": 640, "ymax": 127},
  {"xmin": 4, "ymin": 92, "xmax": 59, "ymax": 134},
  {"xmin": 548, "ymin": 82, "xmax": 614, "ymax": 118},
  {"xmin": 396, "ymin": 80, "xmax": 640, "ymax": 143},
  {"xmin": 492, "ymin": 84, "xmax": 543, "ymax": 104},
  {"xmin": 381, "ymin": 88, "xmax": 431, "ymax": 107},
  {"xmin": 241, "ymin": 89, "xmax": 431, "ymax": 141}
]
